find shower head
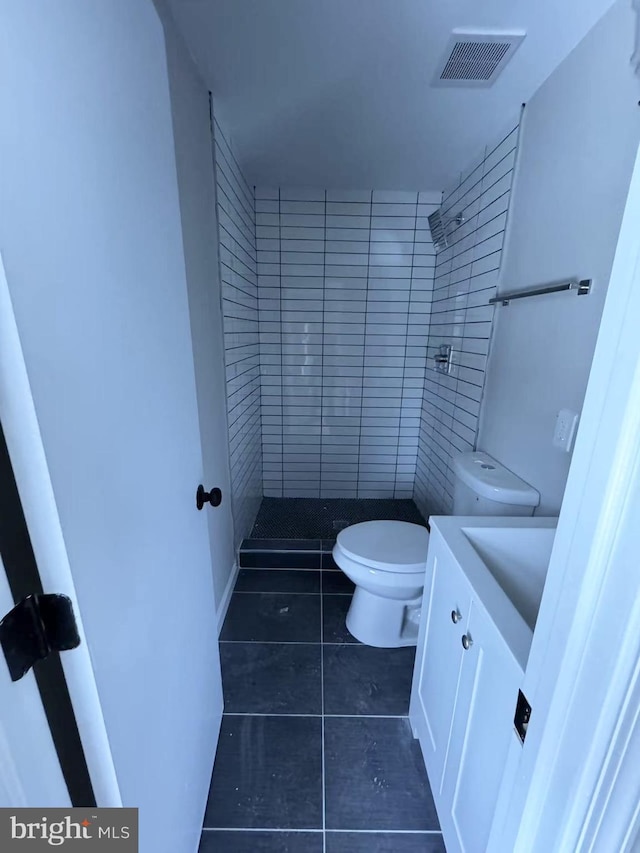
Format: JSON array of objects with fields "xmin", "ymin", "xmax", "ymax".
[{"xmin": 427, "ymin": 208, "xmax": 465, "ymax": 252}]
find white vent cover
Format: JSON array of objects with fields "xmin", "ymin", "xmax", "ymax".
[{"xmin": 434, "ymin": 30, "xmax": 525, "ymax": 87}]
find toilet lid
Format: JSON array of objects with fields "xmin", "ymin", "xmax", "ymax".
[{"xmin": 336, "ymin": 520, "xmax": 429, "ymax": 573}]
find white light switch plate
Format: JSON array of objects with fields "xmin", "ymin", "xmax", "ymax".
[{"xmin": 553, "ymin": 408, "xmax": 579, "ymax": 452}]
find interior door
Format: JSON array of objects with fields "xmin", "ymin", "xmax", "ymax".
[
  {"xmin": 0, "ymin": 4, "xmax": 224, "ymax": 851},
  {"xmin": 0, "ymin": 251, "xmax": 121, "ymax": 807}
]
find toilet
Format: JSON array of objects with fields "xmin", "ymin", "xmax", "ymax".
[{"xmin": 332, "ymin": 451, "xmax": 540, "ymax": 647}]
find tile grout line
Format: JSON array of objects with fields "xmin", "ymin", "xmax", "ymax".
[
  {"xmin": 201, "ymin": 827, "xmax": 443, "ymax": 834},
  {"xmin": 319, "ymin": 189, "xmax": 326, "ymax": 501},
  {"xmin": 223, "ymin": 713, "xmax": 410, "ymax": 719},
  {"xmin": 220, "ymin": 640, "xmax": 362, "ymax": 645},
  {"xmin": 320, "ymin": 566, "xmax": 326, "ymax": 853},
  {"xmin": 356, "ymin": 191, "xmax": 373, "ymax": 498},
  {"xmin": 214, "ymin": 121, "xmax": 262, "ymax": 549},
  {"xmin": 232, "ymin": 591, "xmax": 349, "ymax": 596},
  {"xmin": 278, "ymin": 186, "xmax": 284, "ymax": 496},
  {"xmin": 239, "ymin": 568, "xmax": 341, "ymax": 573}
]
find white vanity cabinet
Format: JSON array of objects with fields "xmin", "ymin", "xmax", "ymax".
[
  {"xmin": 411, "ymin": 542, "xmax": 474, "ymax": 788},
  {"xmin": 410, "ymin": 526, "xmax": 527, "ymax": 853}
]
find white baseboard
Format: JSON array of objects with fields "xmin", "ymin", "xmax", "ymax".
[{"xmin": 216, "ymin": 560, "xmax": 239, "ymax": 635}]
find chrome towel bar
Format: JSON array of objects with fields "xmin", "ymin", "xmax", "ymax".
[{"xmin": 489, "ymin": 278, "xmax": 591, "ymax": 306}]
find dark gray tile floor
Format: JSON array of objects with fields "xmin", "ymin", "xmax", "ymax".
[
  {"xmin": 220, "ymin": 642, "xmax": 322, "ymax": 715},
  {"xmin": 322, "ymin": 594, "xmax": 359, "ymax": 644},
  {"xmin": 251, "ymin": 497, "xmax": 427, "ymax": 539},
  {"xmin": 324, "ymin": 717, "xmax": 438, "ymax": 831},
  {"xmin": 220, "ymin": 592, "xmax": 321, "ymax": 643},
  {"xmin": 200, "ymin": 567, "xmax": 444, "ymax": 853},
  {"xmin": 323, "ymin": 645, "xmax": 416, "ymax": 716},
  {"xmin": 325, "ymin": 833, "xmax": 447, "ymax": 852},
  {"xmin": 235, "ymin": 568, "xmax": 321, "ymax": 593},
  {"xmin": 200, "ymin": 831, "xmax": 324, "ymax": 852},
  {"xmin": 204, "ymin": 715, "xmax": 323, "ymax": 829}
]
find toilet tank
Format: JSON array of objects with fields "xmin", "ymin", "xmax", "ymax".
[{"xmin": 452, "ymin": 451, "xmax": 539, "ymax": 517}]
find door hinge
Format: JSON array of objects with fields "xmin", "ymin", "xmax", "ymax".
[
  {"xmin": 514, "ymin": 689, "xmax": 532, "ymax": 744},
  {"xmin": 0, "ymin": 593, "xmax": 80, "ymax": 682}
]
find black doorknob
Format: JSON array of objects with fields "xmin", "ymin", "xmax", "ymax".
[{"xmin": 196, "ymin": 485, "xmax": 222, "ymax": 510}]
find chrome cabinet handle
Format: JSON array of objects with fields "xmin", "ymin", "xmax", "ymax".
[
  {"xmin": 461, "ymin": 633, "xmax": 473, "ymax": 650},
  {"xmin": 451, "ymin": 609, "xmax": 461, "ymax": 624}
]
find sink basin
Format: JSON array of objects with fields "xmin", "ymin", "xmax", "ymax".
[
  {"xmin": 428, "ymin": 516, "xmax": 558, "ymax": 665},
  {"xmin": 461, "ymin": 526, "xmax": 556, "ymax": 631}
]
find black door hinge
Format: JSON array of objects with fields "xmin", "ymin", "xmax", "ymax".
[
  {"xmin": 0, "ymin": 593, "xmax": 80, "ymax": 682},
  {"xmin": 514, "ymin": 689, "xmax": 532, "ymax": 744}
]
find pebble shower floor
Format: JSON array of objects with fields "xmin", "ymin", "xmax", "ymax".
[{"xmin": 250, "ymin": 497, "xmax": 427, "ymax": 540}]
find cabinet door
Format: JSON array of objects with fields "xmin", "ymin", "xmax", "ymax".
[
  {"xmin": 440, "ymin": 600, "xmax": 523, "ymax": 853},
  {"xmin": 413, "ymin": 550, "xmax": 473, "ymax": 796}
]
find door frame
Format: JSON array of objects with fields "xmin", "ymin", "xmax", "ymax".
[
  {"xmin": 489, "ymin": 142, "xmax": 640, "ymax": 850},
  {"xmin": 0, "ymin": 251, "xmax": 121, "ymax": 806}
]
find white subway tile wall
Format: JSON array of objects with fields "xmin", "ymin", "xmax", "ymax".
[
  {"xmin": 256, "ymin": 187, "xmax": 440, "ymax": 499},
  {"xmin": 214, "ymin": 119, "xmax": 262, "ymax": 545},
  {"xmin": 414, "ymin": 125, "xmax": 519, "ymax": 516}
]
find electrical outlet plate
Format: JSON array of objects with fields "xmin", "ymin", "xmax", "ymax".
[{"xmin": 553, "ymin": 409, "xmax": 579, "ymax": 452}]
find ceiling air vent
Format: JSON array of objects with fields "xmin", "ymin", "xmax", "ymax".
[{"xmin": 434, "ymin": 30, "xmax": 525, "ymax": 88}]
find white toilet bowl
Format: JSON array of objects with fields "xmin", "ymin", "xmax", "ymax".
[
  {"xmin": 332, "ymin": 520, "xmax": 430, "ymax": 648},
  {"xmin": 332, "ymin": 452, "xmax": 540, "ymax": 649}
]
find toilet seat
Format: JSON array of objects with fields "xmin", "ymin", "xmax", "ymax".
[{"xmin": 335, "ymin": 520, "xmax": 429, "ymax": 574}]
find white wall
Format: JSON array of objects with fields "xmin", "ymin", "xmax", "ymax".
[
  {"xmin": 478, "ymin": 0, "xmax": 640, "ymax": 515},
  {"xmin": 0, "ymin": 3, "xmax": 222, "ymax": 850},
  {"xmin": 158, "ymin": 0, "xmax": 236, "ymax": 608}
]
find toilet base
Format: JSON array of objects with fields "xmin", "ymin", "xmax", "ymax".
[{"xmin": 346, "ymin": 585, "xmax": 422, "ymax": 648}]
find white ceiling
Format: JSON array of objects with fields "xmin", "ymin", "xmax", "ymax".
[{"xmin": 166, "ymin": 0, "xmax": 617, "ymax": 191}]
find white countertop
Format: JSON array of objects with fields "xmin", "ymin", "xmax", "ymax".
[{"xmin": 429, "ymin": 515, "xmax": 558, "ymax": 670}]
